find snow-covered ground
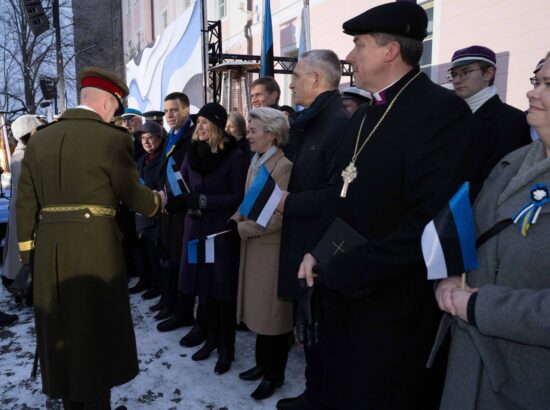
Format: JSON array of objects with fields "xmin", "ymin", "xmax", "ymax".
[{"xmin": 0, "ymin": 277, "xmax": 306, "ymax": 409}]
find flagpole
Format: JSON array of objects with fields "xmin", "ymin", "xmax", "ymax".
[{"xmin": 461, "ymin": 273, "xmax": 466, "ymax": 289}]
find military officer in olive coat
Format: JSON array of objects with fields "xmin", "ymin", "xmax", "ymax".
[{"xmin": 16, "ymin": 67, "xmax": 163, "ymax": 410}]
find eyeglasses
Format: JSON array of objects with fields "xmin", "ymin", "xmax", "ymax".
[
  {"xmin": 446, "ymin": 68, "xmax": 483, "ymax": 82},
  {"xmin": 530, "ymin": 77, "xmax": 540, "ymax": 87},
  {"xmin": 141, "ymin": 135, "xmax": 158, "ymax": 142}
]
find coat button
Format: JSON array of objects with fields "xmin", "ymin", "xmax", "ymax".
[{"xmin": 84, "ymin": 213, "xmax": 91, "ymax": 219}]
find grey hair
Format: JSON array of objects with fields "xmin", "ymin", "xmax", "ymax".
[
  {"xmin": 299, "ymin": 49, "xmax": 342, "ymax": 89},
  {"xmin": 248, "ymin": 107, "xmax": 289, "ymax": 147}
]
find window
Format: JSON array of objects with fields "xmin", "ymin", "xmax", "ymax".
[
  {"xmin": 162, "ymin": 10, "xmax": 168, "ymax": 28},
  {"xmin": 419, "ymin": 1, "xmax": 434, "ymax": 74},
  {"xmin": 137, "ymin": 31, "xmax": 142, "ymax": 52},
  {"xmin": 218, "ymin": 0, "xmax": 227, "ymax": 19},
  {"xmin": 185, "ymin": 0, "xmax": 191, "ymax": 8}
]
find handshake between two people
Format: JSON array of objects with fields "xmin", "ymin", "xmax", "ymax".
[{"xmin": 153, "ymin": 190, "xmax": 205, "ymax": 217}]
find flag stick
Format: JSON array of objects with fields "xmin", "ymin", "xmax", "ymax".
[{"xmin": 461, "ymin": 273, "xmax": 466, "ymax": 289}]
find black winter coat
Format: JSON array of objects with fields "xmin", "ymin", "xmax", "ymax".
[
  {"xmin": 277, "ymin": 90, "xmax": 350, "ymax": 300},
  {"xmin": 157, "ymin": 123, "xmax": 195, "ymax": 262},
  {"xmin": 135, "ymin": 147, "xmax": 165, "ymax": 238},
  {"xmin": 470, "ymin": 94, "xmax": 530, "ymax": 199},
  {"xmin": 312, "ymin": 69, "xmax": 477, "ymax": 409}
]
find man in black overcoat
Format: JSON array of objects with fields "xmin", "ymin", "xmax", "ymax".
[
  {"xmin": 297, "ymin": 3, "xmax": 477, "ymax": 409},
  {"xmin": 154, "ymin": 92, "xmax": 200, "ymax": 343},
  {"xmin": 275, "ymin": 49, "xmax": 350, "ymax": 409},
  {"xmin": 447, "ymin": 45, "xmax": 530, "ymax": 198}
]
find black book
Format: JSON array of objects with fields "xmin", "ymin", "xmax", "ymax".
[{"xmin": 311, "ymin": 217, "xmax": 367, "ymax": 266}]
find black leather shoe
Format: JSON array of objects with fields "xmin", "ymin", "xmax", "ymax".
[
  {"xmin": 157, "ymin": 315, "xmax": 193, "ymax": 332},
  {"xmin": 251, "ymin": 378, "xmax": 283, "ymax": 400},
  {"xmin": 128, "ymin": 279, "xmax": 149, "ymax": 294},
  {"xmin": 149, "ymin": 299, "xmax": 165, "ymax": 312},
  {"xmin": 142, "ymin": 288, "xmax": 160, "ymax": 300},
  {"xmin": 276, "ymin": 393, "xmax": 320, "ymax": 410},
  {"xmin": 214, "ymin": 348, "xmax": 234, "ymax": 375},
  {"xmin": 191, "ymin": 341, "xmax": 218, "ymax": 361},
  {"xmin": 239, "ymin": 366, "xmax": 264, "ymax": 381},
  {"xmin": 0, "ymin": 311, "xmax": 18, "ymax": 327},
  {"xmin": 180, "ymin": 324, "xmax": 206, "ymax": 347},
  {"xmin": 154, "ymin": 307, "xmax": 172, "ymax": 321}
]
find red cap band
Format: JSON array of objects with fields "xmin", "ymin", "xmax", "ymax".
[{"xmin": 81, "ymin": 76, "xmax": 123, "ymax": 100}]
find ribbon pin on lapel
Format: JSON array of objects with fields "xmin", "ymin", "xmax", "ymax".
[{"xmin": 512, "ymin": 183, "xmax": 549, "ymax": 237}]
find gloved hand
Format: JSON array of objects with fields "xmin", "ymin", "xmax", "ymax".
[
  {"xmin": 9, "ymin": 264, "xmax": 33, "ymax": 298},
  {"xmin": 185, "ymin": 193, "xmax": 200, "ymax": 210},
  {"xmin": 165, "ymin": 195, "xmax": 186, "ymax": 213},
  {"xmin": 295, "ymin": 278, "xmax": 321, "ymax": 347},
  {"xmin": 224, "ymin": 219, "xmax": 240, "ymax": 241}
]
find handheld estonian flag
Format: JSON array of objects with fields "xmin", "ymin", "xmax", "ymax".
[
  {"xmin": 260, "ymin": 0, "xmax": 274, "ymax": 78},
  {"xmin": 166, "ymin": 157, "xmax": 189, "ymax": 197},
  {"xmin": 421, "ymin": 182, "xmax": 479, "ymax": 280},
  {"xmin": 239, "ymin": 164, "xmax": 282, "ymax": 228},
  {"xmin": 188, "ymin": 236, "xmax": 215, "ymax": 264}
]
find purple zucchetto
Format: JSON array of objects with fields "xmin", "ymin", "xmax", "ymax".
[{"xmin": 449, "ymin": 45, "xmax": 496, "ymax": 70}]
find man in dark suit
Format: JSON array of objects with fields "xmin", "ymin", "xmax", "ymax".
[
  {"xmin": 296, "ymin": 3, "xmax": 477, "ymax": 409},
  {"xmin": 154, "ymin": 92, "xmax": 204, "ymax": 348},
  {"xmin": 16, "ymin": 66, "xmax": 163, "ymax": 410},
  {"xmin": 447, "ymin": 45, "xmax": 531, "ymax": 198},
  {"xmin": 275, "ymin": 49, "xmax": 350, "ymax": 410}
]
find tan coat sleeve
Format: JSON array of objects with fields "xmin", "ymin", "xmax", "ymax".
[{"xmin": 236, "ymin": 157, "xmax": 293, "ymax": 240}]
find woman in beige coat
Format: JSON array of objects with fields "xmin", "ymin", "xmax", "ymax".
[{"xmin": 228, "ymin": 107, "xmax": 293, "ymax": 401}]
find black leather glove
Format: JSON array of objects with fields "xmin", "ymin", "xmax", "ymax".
[
  {"xmin": 224, "ymin": 219, "xmax": 240, "ymax": 240},
  {"xmin": 8, "ymin": 264, "xmax": 32, "ymax": 298},
  {"xmin": 165, "ymin": 195, "xmax": 186, "ymax": 213},
  {"xmin": 295, "ymin": 278, "xmax": 321, "ymax": 347},
  {"xmin": 2, "ymin": 274, "xmax": 14, "ymax": 290},
  {"xmin": 185, "ymin": 193, "xmax": 200, "ymax": 210}
]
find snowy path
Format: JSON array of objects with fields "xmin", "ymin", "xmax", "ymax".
[{"xmin": 0, "ymin": 278, "xmax": 305, "ymax": 409}]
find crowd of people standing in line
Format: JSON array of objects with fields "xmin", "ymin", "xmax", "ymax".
[{"xmin": 2, "ymin": 2, "xmax": 550, "ymax": 409}]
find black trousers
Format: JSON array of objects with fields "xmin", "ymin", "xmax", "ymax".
[
  {"xmin": 62, "ymin": 391, "xmax": 111, "ymax": 410},
  {"xmin": 203, "ymin": 296, "xmax": 236, "ymax": 350},
  {"xmin": 143, "ymin": 237, "xmax": 161, "ymax": 292},
  {"xmin": 256, "ymin": 332, "xmax": 292, "ymax": 382}
]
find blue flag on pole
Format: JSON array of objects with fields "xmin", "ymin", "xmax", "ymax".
[
  {"xmin": 260, "ymin": 0, "xmax": 274, "ymax": 78},
  {"xmin": 239, "ymin": 165, "xmax": 281, "ymax": 228},
  {"xmin": 421, "ymin": 182, "xmax": 479, "ymax": 280}
]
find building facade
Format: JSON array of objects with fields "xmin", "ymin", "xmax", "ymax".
[{"xmin": 121, "ymin": 0, "xmax": 550, "ymax": 110}]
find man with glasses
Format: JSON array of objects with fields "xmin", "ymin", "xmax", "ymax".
[{"xmin": 447, "ymin": 45, "xmax": 530, "ymax": 198}]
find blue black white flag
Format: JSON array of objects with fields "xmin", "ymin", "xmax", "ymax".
[
  {"xmin": 421, "ymin": 182, "xmax": 479, "ymax": 280},
  {"xmin": 166, "ymin": 157, "xmax": 189, "ymax": 197},
  {"xmin": 260, "ymin": 0, "xmax": 274, "ymax": 77},
  {"xmin": 188, "ymin": 236, "xmax": 215, "ymax": 264},
  {"xmin": 239, "ymin": 165, "xmax": 281, "ymax": 228},
  {"xmin": 187, "ymin": 230, "xmax": 231, "ymax": 264}
]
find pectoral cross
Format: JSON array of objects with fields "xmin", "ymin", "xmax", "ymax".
[
  {"xmin": 340, "ymin": 162, "xmax": 357, "ymax": 198},
  {"xmin": 332, "ymin": 240, "xmax": 345, "ymax": 255}
]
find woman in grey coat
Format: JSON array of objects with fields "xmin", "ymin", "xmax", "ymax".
[
  {"xmin": 3, "ymin": 115, "xmax": 40, "ymax": 282},
  {"xmin": 434, "ymin": 56, "xmax": 550, "ymax": 409}
]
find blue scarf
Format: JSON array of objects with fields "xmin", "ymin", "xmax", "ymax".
[{"xmin": 165, "ymin": 118, "xmax": 192, "ymax": 155}]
